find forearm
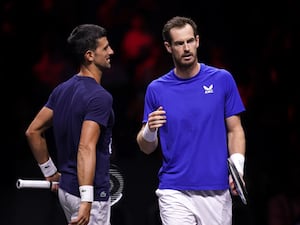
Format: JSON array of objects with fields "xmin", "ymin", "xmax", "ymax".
[
  {"xmin": 227, "ymin": 127, "xmax": 246, "ymax": 156},
  {"xmin": 228, "ymin": 127, "xmax": 246, "ymax": 175},
  {"xmin": 76, "ymin": 120, "xmax": 99, "ymax": 204},
  {"xmin": 77, "ymin": 144, "xmax": 96, "ymax": 186},
  {"xmin": 25, "ymin": 107, "xmax": 53, "ymax": 164},
  {"xmin": 136, "ymin": 107, "xmax": 166, "ymax": 154},
  {"xmin": 136, "ymin": 126, "xmax": 158, "ymax": 154},
  {"xmin": 26, "ymin": 132, "xmax": 50, "ymax": 164},
  {"xmin": 77, "ymin": 145, "xmax": 96, "ymax": 203},
  {"xmin": 25, "ymin": 132, "xmax": 58, "ymax": 178}
]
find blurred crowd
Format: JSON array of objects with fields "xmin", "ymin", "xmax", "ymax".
[{"xmin": 1, "ymin": 0, "xmax": 299, "ymax": 224}]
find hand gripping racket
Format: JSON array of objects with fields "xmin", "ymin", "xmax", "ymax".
[
  {"xmin": 16, "ymin": 164, "xmax": 124, "ymax": 206},
  {"xmin": 227, "ymin": 158, "xmax": 248, "ymax": 205}
]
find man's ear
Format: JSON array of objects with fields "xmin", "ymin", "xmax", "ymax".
[
  {"xmin": 84, "ymin": 50, "xmax": 94, "ymax": 62},
  {"xmin": 164, "ymin": 41, "xmax": 172, "ymax": 54},
  {"xmin": 196, "ymin": 35, "xmax": 200, "ymax": 48}
]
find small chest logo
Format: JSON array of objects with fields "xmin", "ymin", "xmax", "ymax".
[{"xmin": 203, "ymin": 84, "xmax": 214, "ymax": 94}]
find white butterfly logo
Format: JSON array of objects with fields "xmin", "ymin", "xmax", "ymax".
[{"xmin": 203, "ymin": 84, "xmax": 214, "ymax": 94}]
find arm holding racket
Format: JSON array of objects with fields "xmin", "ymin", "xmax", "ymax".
[
  {"xmin": 229, "ymin": 153, "xmax": 245, "ymax": 177},
  {"xmin": 16, "ymin": 164, "xmax": 124, "ymax": 206},
  {"xmin": 228, "ymin": 153, "xmax": 248, "ymax": 205},
  {"xmin": 28, "ymin": 157, "xmax": 61, "ymax": 192},
  {"xmin": 225, "ymin": 114, "xmax": 247, "ymax": 204}
]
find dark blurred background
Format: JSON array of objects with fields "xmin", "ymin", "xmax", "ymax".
[{"xmin": 1, "ymin": 0, "xmax": 299, "ymax": 224}]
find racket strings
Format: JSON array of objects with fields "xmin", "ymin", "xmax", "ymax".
[{"xmin": 109, "ymin": 164, "xmax": 124, "ymax": 206}]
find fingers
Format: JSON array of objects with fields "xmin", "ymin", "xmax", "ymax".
[
  {"xmin": 229, "ymin": 175, "xmax": 239, "ymax": 196},
  {"xmin": 51, "ymin": 182, "xmax": 59, "ymax": 192},
  {"xmin": 148, "ymin": 107, "xmax": 166, "ymax": 129},
  {"xmin": 46, "ymin": 172, "xmax": 61, "ymax": 192},
  {"xmin": 69, "ymin": 204, "xmax": 91, "ymax": 225}
]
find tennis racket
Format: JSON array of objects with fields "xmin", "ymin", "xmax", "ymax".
[
  {"xmin": 227, "ymin": 158, "xmax": 248, "ymax": 205},
  {"xmin": 16, "ymin": 164, "xmax": 124, "ymax": 206},
  {"xmin": 109, "ymin": 164, "xmax": 124, "ymax": 206}
]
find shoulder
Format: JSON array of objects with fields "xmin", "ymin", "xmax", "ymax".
[
  {"xmin": 89, "ymin": 85, "xmax": 113, "ymax": 105},
  {"xmin": 201, "ymin": 64, "xmax": 236, "ymax": 85},
  {"xmin": 201, "ymin": 63, "xmax": 232, "ymax": 76},
  {"xmin": 147, "ymin": 69, "xmax": 175, "ymax": 87},
  {"xmin": 51, "ymin": 75, "xmax": 76, "ymax": 92}
]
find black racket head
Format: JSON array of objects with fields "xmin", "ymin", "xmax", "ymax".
[
  {"xmin": 227, "ymin": 158, "xmax": 248, "ymax": 205},
  {"xmin": 109, "ymin": 164, "xmax": 124, "ymax": 206}
]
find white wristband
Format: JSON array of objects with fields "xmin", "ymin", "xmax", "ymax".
[
  {"xmin": 38, "ymin": 157, "xmax": 57, "ymax": 177},
  {"xmin": 230, "ymin": 153, "xmax": 245, "ymax": 176},
  {"xmin": 142, "ymin": 122, "xmax": 157, "ymax": 142},
  {"xmin": 79, "ymin": 185, "xmax": 94, "ymax": 202}
]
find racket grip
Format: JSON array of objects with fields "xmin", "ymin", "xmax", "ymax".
[{"xmin": 16, "ymin": 179, "xmax": 58, "ymax": 189}]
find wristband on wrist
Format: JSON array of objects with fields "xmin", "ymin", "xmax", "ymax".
[
  {"xmin": 38, "ymin": 157, "xmax": 57, "ymax": 177},
  {"xmin": 79, "ymin": 185, "xmax": 94, "ymax": 202},
  {"xmin": 142, "ymin": 122, "xmax": 158, "ymax": 142},
  {"xmin": 230, "ymin": 153, "xmax": 245, "ymax": 176}
]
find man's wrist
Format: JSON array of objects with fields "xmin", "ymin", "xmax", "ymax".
[
  {"xmin": 38, "ymin": 157, "xmax": 57, "ymax": 177},
  {"xmin": 79, "ymin": 185, "xmax": 94, "ymax": 202},
  {"xmin": 230, "ymin": 153, "xmax": 245, "ymax": 176},
  {"xmin": 142, "ymin": 122, "xmax": 157, "ymax": 142}
]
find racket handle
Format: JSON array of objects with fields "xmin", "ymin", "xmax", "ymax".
[{"xmin": 16, "ymin": 179, "xmax": 59, "ymax": 189}]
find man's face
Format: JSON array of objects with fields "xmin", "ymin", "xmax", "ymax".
[{"xmin": 164, "ymin": 24, "xmax": 199, "ymax": 68}]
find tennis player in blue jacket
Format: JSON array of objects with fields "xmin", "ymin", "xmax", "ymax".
[{"xmin": 136, "ymin": 16, "xmax": 246, "ymax": 225}]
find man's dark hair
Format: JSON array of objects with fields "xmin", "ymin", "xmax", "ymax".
[{"xmin": 67, "ymin": 24, "xmax": 107, "ymax": 63}]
